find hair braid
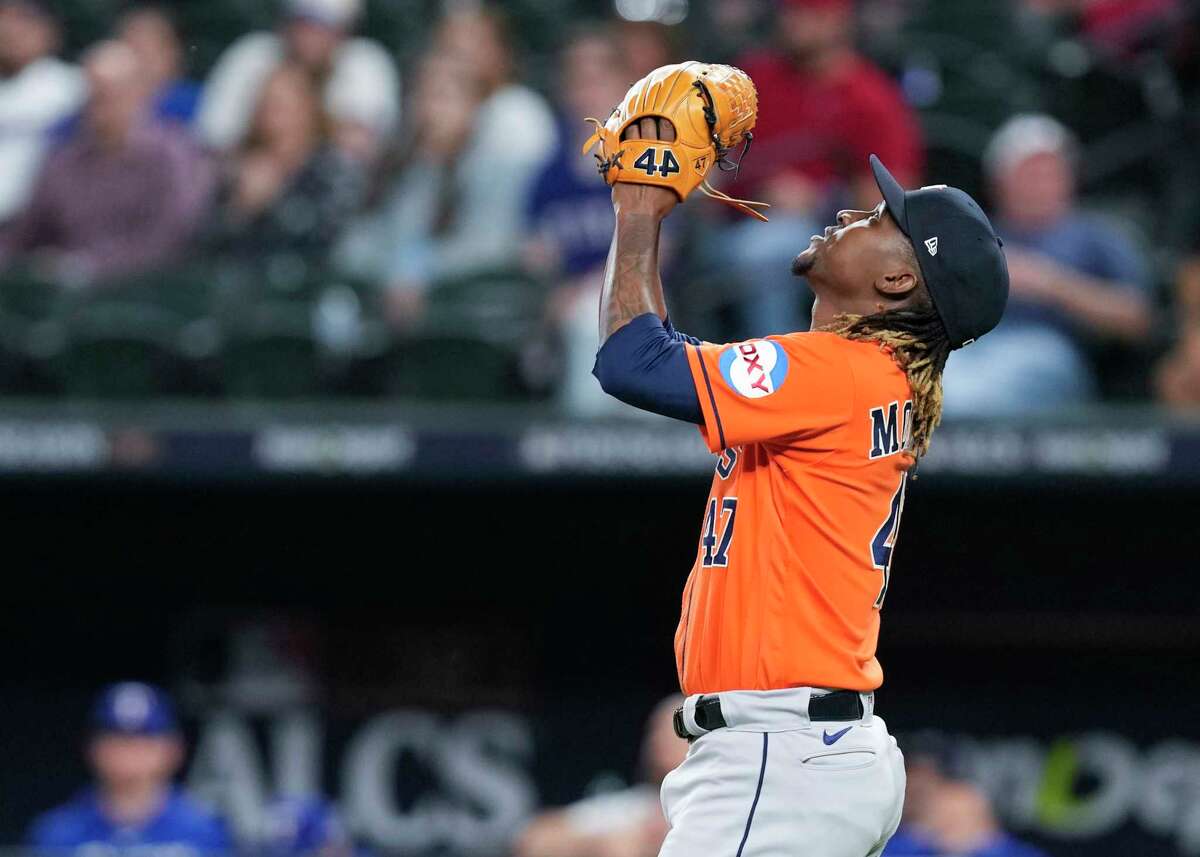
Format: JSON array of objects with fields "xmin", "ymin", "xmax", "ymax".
[{"xmin": 823, "ymin": 302, "xmax": 951, "ymax": 463}]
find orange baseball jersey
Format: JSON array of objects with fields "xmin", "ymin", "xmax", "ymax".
[{"xmin": 678, "ymin": 331, "xmax": 914, "ymax": 695}]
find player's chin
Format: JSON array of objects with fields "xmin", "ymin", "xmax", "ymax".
[{"xmin": 791, "ymin": 246, "xmax": 817, "ymax": 276}]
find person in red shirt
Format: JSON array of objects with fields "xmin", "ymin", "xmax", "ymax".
[
  {"xmin": 591, "ymin": 111, "xmax": 1008, "ymax": 854},
  {"xmin": 715, "ymin": 0, "xmax": 924, "ymax": 341}
]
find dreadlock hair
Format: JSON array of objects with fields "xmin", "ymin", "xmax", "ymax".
[{"xmin": 821, "ymin": 249, "xmax": 952, "ymax": 465}]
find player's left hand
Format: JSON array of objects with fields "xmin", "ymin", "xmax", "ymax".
[
  {"xmin": 612, "ymin": 117, "xmax": 680, "ymax": 220},
  {"xmin": 583, "ymin": 62, "xmax": 768, "ymax": 221}
]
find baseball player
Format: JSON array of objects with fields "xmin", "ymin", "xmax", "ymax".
[{"xmin": 586, "ymin": 64, "xmax": 1009, "ymax": 856}]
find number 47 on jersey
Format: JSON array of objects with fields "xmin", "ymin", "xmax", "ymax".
[{"xmin": 700, "ymin": 450, "xmax": 909, "ymax": 611}]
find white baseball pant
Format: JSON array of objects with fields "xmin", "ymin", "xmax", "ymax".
[{"xmin": 658, "ymin": 688, "xmax": 905, "ymax": 857}]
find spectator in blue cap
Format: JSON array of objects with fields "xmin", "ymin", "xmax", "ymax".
[{"xmin": 27, "ymin": 682, "xmax": 231, "ymax": 856}]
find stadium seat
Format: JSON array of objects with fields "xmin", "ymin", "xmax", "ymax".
[
  {"xmin": 0, "ymin": 269, "xmax": 66, "ymax": 322},
  {"xmin": 214, "ymin": 264, "xmax": 391, "ymax": 398},
  {"xmin": 0, "ymin": 271, "xmax": 70, "ymax": 392},
  {"xmin": 379, "ymin": 270, "xmax": 550, "ymax": 401},
  {"xmin": 383, "ymin": 334, "xmax": 527, "ymax": 400},
  {"xmin": 53, "ymin": 301, "xmax": 193, "ymax": 398},
  {"xmin": 218, "ymin": 299, "xmax": 323, "ymax": 399},
  {"xmin": 31, "ymin": 266, "xmax": 230, "ymax": 398}
]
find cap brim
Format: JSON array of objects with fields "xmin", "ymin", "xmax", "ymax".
[{"xmin": 870, "ymin": 154, "xmax": 909, "ymax": 237}]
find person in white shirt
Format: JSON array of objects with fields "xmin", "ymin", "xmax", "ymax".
[
  {"xmin": 0, "ymin": 0, "xmax": 85, "ymax": 223},
  {"xmin": 433, "ymin": 5, "xmax": 555, "ymax": 171},
  {"xmin": 514, "ymin": 695, "xmax": 686, "ymax": 857},
  {"xmin": 194, "ymin": 0, "xmax": 399, "ymax": 164},
  {"xmin": 336, "ymin": 7, "xmax": 555, "ymax": 330},
  {"xmin": 357, "ymin": 7, "xmax": 555, "ymax": 329}
]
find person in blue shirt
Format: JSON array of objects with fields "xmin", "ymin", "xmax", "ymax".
[
  {"xmin": 262, "ymin": 795, "xmax": 362, "ymax": 857},
  {"xmin": 525, "ymin": 28, "xmax": 684, "ymax": 417},
  {"xmin": 27, "ymin": 682, "xmax": 231, "ymax": 856},
  {"xmin": 941, "ymin": 113, "xmax": 1154, "ymax": 415},
  {"xmin": 524, "ymin": 28, "xmax": 629, "ymax": 285},
  {"xmin": 117, "ymin": 5, "xmax": 202, "ymax": 126},
  {"xmin": 524, "ymin": 28, "xmax": 637, "ymax": 416},
  {"xmin": 50, "ymin": 5, "xmax": 203, "ymax": 144},
  {"xmin": 883, "ymin": 732, "xmax": 1047, "ymax": 857}
]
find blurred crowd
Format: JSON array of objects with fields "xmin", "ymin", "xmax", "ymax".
[
  {"xmin": 0, "ymin": 0, "xmax": 1199, "ymax": 410},
  {"xmin": 29, "ymin": 684, "xmax": 1050, "ymax": 857}
]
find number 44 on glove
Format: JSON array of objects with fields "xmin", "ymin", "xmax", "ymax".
[{"xmin": 582, "ymin": 62, "xmax": 770, "ymax": 222}]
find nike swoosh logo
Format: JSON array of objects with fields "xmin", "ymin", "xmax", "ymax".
[{"xmin": 822, "ymin": 726, "xmax": 853, "ymax": 745}]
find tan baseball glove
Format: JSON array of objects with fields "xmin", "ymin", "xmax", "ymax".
[{"xmin": 581, "ymin": 61, "xmax": 769, "ymax": 222}]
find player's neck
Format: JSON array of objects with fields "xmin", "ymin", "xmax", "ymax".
[
  {"xmin": 100, "ymin": 780, "xmax": 170, "ymax": 826},
  {"xmin": 810, "ymin": 294, "xmax": 884, "ymax": 330}
]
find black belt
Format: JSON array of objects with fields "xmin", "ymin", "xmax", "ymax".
[{"xmin": 672, "ymin": 690, "xmax": 865, "ymax": 741}]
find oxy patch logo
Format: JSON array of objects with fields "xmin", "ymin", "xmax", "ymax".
[{"xmin": 719, "ymin": 339, "xmax": 789, "ymax": 398}]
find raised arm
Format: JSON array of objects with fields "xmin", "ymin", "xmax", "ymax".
[
  {"xmin": 592, "ymin": 118, "xmax": 703, "ymax": 423},
  {"xmin": 598, "ymin": 118, "xmax": 679, "ymax": 345}
]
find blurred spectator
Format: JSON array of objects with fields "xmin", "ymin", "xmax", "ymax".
[
  {"xmin": 27, "ymin": 682, "xmax": 230, "ymax": 856},
  {"xmin": 525, "ymin": 27, "xmax": 676, "ymax": 416},
  {"xmin": 261, "ymin": 795, "xmax": 354, "ymax": 857},
  {"xmin": 693, "ymin": 0, "xmax": 769, "ymax": 65},
  {"xmin": 196, "ymin": 0, "xmax": 399, "ymax": 163},
  {"xmin": 207, "ymin": 63, "xmax": 362, "ymax": 268},
  {"xmin": 0, "ymin": 40, "xmax": 212, "ymax": 286},
  {"xmin": 1029, "ymin": 0, "xmax": 1183, "ymax": 56},
  {"xmin": 338, "ymin": 7, "xmax": 554, "ymax": 330},
  {"xmin": 720, "ymin": 0, "xmax": 924, "ymax": 338},
  {"xmin": 117, "ymin": 4, "xmax": 202, "ymax": 126},
  {"xmin": 0, "ymin": 0, "xmax": 85, "ymax": 223},
  {"xmin": 1155, "ymin": 259, "xmax": 1200, "ymax": 406},
  {"xmin": 615, "ymin": 20, "xmax": 678, "ymax": 77},
  {"xmin": 334, "ymin": 53, "xmax": 480, "ymax": 327},
  {"xmin": 514, "ymin": 695, "xmax": 685, "ymax": 857},
  {"xmin": 432, "ymin": 5, "xmax": 556, "ymax": 176},
  {"xmin": 942, "ymin": 114, "xmax": 1152, "ymax": 415},
  {"xmin": 884, "ymin": 733, "xmax": 1046, "ymax": 857},
  {"xmin": 524, "ymin": 28, "xmax": 625, "ymax": 295}
]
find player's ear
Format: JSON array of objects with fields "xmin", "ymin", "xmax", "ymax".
[{"xmin": 873, "ymin": 269, "xmax": 919, "ymax": 299}]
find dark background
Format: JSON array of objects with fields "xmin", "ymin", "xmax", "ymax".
[{"xmin": 1, "ymin": 471, "xmax": 1195, "ymax": 856}]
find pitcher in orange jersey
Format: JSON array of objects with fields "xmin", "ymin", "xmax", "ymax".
[{"xmin": 591, "ymin": 117, "xmax": 1008, "ymax": 857}]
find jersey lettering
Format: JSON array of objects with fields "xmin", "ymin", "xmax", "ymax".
[
  {"xmin": 716, "ymin": 447, "xmax": 739, "ymax": 480},
  {"xmin": 680, "ymin": 332, "xmax": 915, "ymax": 693},
  {"xmin": 870, "ymin": 473, "xmax": 908, "ymax": 608},
  {"xmin": 869, "ymin": 400, "xmax": 913, "ymax": 459},
  {"xmin": 701, "ymin": 497, "xmax": 738, "ymax": 567}
]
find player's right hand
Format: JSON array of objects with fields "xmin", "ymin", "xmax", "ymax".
[{"xmin": 611, "ymin": 117, "xmax": 679, "ymax": 220}]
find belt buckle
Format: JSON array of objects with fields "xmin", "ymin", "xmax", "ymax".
[{"xmin": 672, "ymin": 705, "xmax": 690, "ymax": 741}]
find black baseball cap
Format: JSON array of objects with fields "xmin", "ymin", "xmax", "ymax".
[{"xmin": 870, "ymin": 154, "xmax": 1009, "ymax": 349}]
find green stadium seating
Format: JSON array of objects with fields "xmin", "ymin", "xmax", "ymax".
[
  {"xmin": 53, "ymin": 300, "xmax": 193, "ymax": 398},
  {"xmin": 379, "ymin": 269, "xmax": 550, "ymax": 401},
  {"xmin": 0, "ymin": 269, "xmax": 67, "ymax": 322},
  {"xmin": 217, "ymin": 298, "xmax": 323, "ymax": 399},
  {"xmin": 211, "ymin": 262, "xmax": 393, "ymax": 397}
]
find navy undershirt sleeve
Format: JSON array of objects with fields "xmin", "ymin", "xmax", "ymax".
[{"xmin": 591, "ymin": 313, "xmax": 703, "ymax": 424}]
